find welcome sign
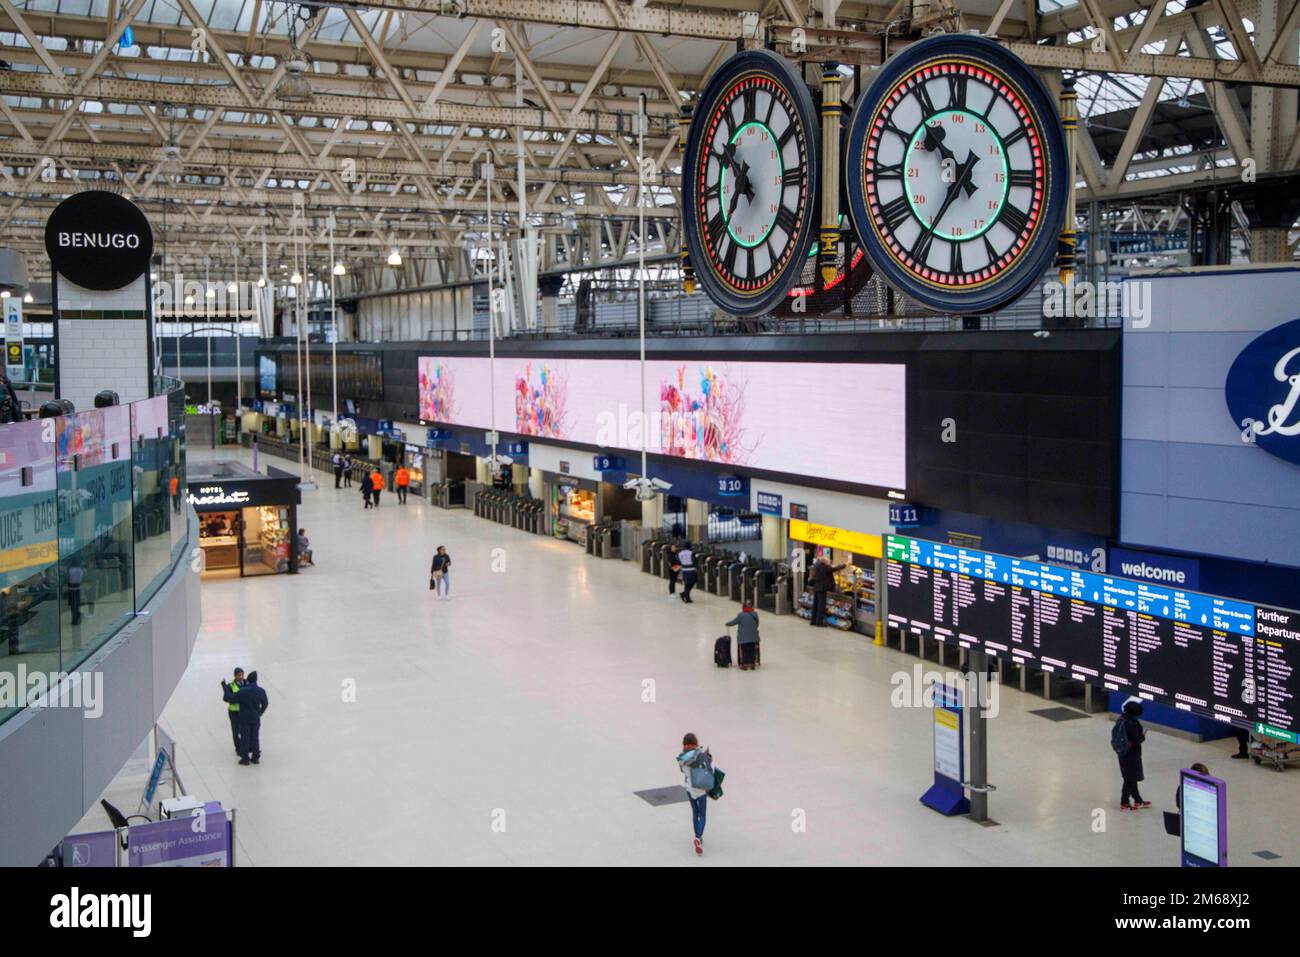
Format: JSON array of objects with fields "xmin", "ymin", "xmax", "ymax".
[{"xmin": 1226, "ymin": 316, "xmax": 1300, "ymax": 469}]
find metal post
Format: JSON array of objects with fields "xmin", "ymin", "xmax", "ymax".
[
  {"xmin": 637, "ymin": 95, "xmax": 649, "ymax": 483},
  {"xmin": 1056, "ymin": 74, "xmax": 1079, "ymax": 297},
  {"xmin": 485, "ymin": 160, "xmax": 497, "ymax": 467},
  {"xmin": 234, "ymin": 249, "xmax": 242, "ymax": 411},
  {"xmin": 968, "ymin": 649, "xmax": 991, "ymax": 823},
  {"xmin": 329, "ymin": 214, "xmax": 338, "ymax": 422}
]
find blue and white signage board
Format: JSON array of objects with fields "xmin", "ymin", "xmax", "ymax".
[
  {"xmin": 1179, "ymin": 768, "xmax": 1228, "ymax": 867},
  {"xmin": 756, "ymin": 491, "xmax": 783, "ymax": 516},
  {"xmin": 889, "ymin": 502, "xmax": 928, "ymax": 527},
  {"xmin": 593, "ymin": 454, "xmax": 626, "ymax": 472},
  {"xmin": 1109, "ymin": 546, "xmax": 1200, "ymax": 591},
  {"xmin": 426, "ymin": 428, "xmax": 451, "ymax": 446},
  {"xmin": 504, "ymin": 441, "xmax": 528, "ymax": 457},
  {"xmin": 3, "ymin": 296, "xmax": 23, "ymax": 378},
  {"xmin": 716, "ymin": 474, "xmax": 747, "ymax": 497},
  {"xmin": 920, "ymin": 680, "xmax": 969, "ymax": 816}
]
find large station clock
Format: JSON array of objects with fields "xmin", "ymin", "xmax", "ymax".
[
  {"xmin": 682, "ymin": 49, "xmax": 820, "ymax": 317},
  {"xmin": 845, "ymin": 35, "xmax": 1066, "ymax": 314}
]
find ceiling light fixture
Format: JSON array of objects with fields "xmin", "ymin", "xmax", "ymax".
[
  {"xmin": 333, "ymin": 261, "xmax": 347, "ymax": 276},
  {"xmin": 290, "ymin": 271, "xmax": 303, "ymax": 285},
  {"xmin": 387, "ymin": 249, "xmax": 402, "ymax": 266}
]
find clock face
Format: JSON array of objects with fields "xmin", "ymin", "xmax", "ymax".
[
  {"xmin": 682, "ymin": 49, "xmax": 820, "ymax": 317},
  {"xmin": 846, "ymin": 36, "xmax": 1066, "ymax": 314}
]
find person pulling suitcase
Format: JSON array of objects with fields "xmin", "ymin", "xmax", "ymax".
[{"xmin": 726, "ymin": 604, "xmax": 761, "ymax": 670}]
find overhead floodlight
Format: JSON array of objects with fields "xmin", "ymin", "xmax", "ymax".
[
  {"xmin": 205, "ymin": 286, "xmax": 216, "ymax": 298},
  {"xmin": 387, "ymin": 249, "xmax": 402, "ymax": 266},
  {"xmin": 24, "ymin": 292, "xmax": 34, "ymax": 303},
  {"xmin": 227, "ymin": 281, "xmax": 238, "ymax": 294},
  {"xmin": 0, "ymin": 289, "xmax": 9, "ymax": 299},
  {"xmin": 333, "ymin": 261, "xmax": 346, "ymax": 276},
  {"xmin": 275, "ymin": 48, "xmax": 314, "ymax": 103},
  {"xmin": 257, "ymin": 275, "xmax": 267, "ymax": 288},
  {"xmin": 290, "ymin": 271, "xmax": 303, "ymax": 285}
]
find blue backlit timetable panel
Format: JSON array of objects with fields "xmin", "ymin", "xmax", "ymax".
[{"xmin": 885, "ymin": 535, "xmax": 1300, "ymax": 734}]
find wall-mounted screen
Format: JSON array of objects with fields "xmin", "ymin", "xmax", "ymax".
[
  {"xmin": 418, "ymin": 355, "xmax": 907, "ymax": 492},
  {"xmin": 258, "ymin": 354, "xmax": 277, "ymax": 398},
  {"xmin": 283, "ymin": 351, "xmax": 384, "ymax": 404},
  {"xmin": 885, "ymin": 534, "xmax": 1300, "ymax": 735}
]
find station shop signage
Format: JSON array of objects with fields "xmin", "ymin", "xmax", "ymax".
[
  {"xmin": 44, "ymin": 190, "xmax": 153, "ymax": 291},
  {"xmin": 789, "ymin": 518, "xmax": 882, "ymax": 559},
  {"xmin": 186, "ymin": 477, "xmax": 301, "ymax": 511},
  {"xmin": 788, "ymin": 502, "xmax": 808, "ymax": 521},
  {"xmin": 755, "ymin": 491, "xmax": 782, "ymax": 516},
  {"xmin": 3, "ymin": 297, "xmax": 23, "ymax": 378},
  {"xmin": 1225, "ymin": 316, "xmax": 1300, "ymax": 469}
]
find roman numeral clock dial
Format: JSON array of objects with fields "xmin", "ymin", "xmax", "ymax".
[
  {"xmin": 682, "ymin": 49, "xmax": 820, "ymax": 317},
  {"xmin": 845, "ymin": 36, "xmax": 1067, "ymax": 314}
]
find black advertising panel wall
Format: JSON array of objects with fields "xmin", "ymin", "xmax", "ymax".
[
  {"xmin": 911, "ymin": 341, "xmax": 1119, "ymax": 536},
  {"xmin": 256, "ymin": 330, "xmax": 1120, "ymax": 535}
]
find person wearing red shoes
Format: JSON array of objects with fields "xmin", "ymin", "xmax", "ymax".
[
  {"xmin": 677, "ymin": 733, "xmax": 713, "ymax": 855},
  {"xmin": 1115, "ymin": 697, "xmax": 1151, "ymax": 811}
]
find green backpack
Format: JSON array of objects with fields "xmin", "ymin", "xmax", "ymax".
[{"xmin": 708, "ymin": 768, "xmax": 726, "ymax": 801}]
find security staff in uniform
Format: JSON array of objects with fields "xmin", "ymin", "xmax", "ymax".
[
  {"xmin": 223, "ymin": 670, "xmax": 269, "ymax": 765},
  {"xmin": 221, "ymin": 667, "xmax": 244, "ymax": 755}
]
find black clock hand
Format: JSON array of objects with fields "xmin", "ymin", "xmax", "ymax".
[
  {"xmin": 922, "ymin": 123, "xmax": 956, "ymax": 165},
  {"xmin": 926, "ymin": 151, "xmax": 979, "ymax": 233},
  {"xmin": 727, "ymin": 163, "xmax": 747, "ymax": 219}
]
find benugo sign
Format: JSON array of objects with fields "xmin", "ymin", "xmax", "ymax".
[
  {"xmin": 43, "ymin": 191, "xmax": 153, "ymax": 291},
  {"xmin": 788, "ymin": 518, "xmax": 882, "ymax": 559}
]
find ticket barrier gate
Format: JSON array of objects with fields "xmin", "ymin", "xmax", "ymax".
[
  {"xmin": 435, "ymin": 480, "xmax": 466, "ymax": 509},
  {"xmin": 772, "ymin": 570, "xmax": 794, "ymax": 615},
  {"xmin": 524, "ymin": 500, "xmax": 544, "ymax": 533},
  {"xmin": 747, "ymin": 563, "xmax": 778, "ymax": 612},
  {"xmin": 642, "ymin": 539, "xmax": 657, "ymax": 574},
  {"xmin": 594, "ymin": 521, "xmax": 621, "ymax": 559},
  {"xmin": 718, "ymin": 559, "xmax": 741, "ymax": 598},
  {"xmin": 701, "ymin": 552, "xmax": 724, "ymax": 593}
]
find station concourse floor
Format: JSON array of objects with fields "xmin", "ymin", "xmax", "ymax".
[{"xmin": 131, "ymin": 446, "xmax": 1298, "ymax": 866}]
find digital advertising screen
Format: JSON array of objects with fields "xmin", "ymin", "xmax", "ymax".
[
  {"xmin": 258, "ymin": 355, "xmax": 277, "ymax": 398},
  {"xmin": 417, "ymin": 355, "xmax": 907, "ymax": 493},
  {"xmin": 885, "ymin": 534, "xmax": 1300, "ymax": 734}
]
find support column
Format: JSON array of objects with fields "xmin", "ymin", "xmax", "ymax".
[
  {"xmin": 641, "ymin": 492, "xmax": 662, "ymax": 531},
  {"xmin": 968, "ymin": 650, "xmax": 991, "ymax": 824},
  {"xmin": 686, "ymin": 498, "xmax": 709, "ymax": 543},
  {"xmin": 539, "ymin": 274, "xmax": 564, "ymax": 333},
  {"xmin": 760, "ymin": 514, "xmax": 785, "ymax": 560},
  {"xmin": 528, "ymin": 467, "xmax": 545, "ymax": 499}
]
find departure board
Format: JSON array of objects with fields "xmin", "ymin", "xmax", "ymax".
[{"xmin": 885, "ymin": 535, "xmax": 1300, "ymax": 735}]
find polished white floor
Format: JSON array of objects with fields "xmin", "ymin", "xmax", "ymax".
[{"xmin": 91, "ymin": 447, "xmax": 1299, "ymax": 866}]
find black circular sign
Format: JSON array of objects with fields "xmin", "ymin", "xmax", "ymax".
[{"xmin": 44, "ymin": 190, "xmax": 153, "ymax": 291}]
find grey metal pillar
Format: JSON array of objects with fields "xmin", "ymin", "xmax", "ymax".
[{"xmin": 968, "ymin": 649, "xmax": 991, "ymax": 823}]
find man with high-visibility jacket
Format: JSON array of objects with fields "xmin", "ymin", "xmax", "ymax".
[{"xmin": 222, "ymin": 667, "xmax": 244, "ymax": 755}]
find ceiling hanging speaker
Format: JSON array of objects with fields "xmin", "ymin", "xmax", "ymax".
[{"xmin": 844, "ymin": 35, "xmax": 1068, "ymax": 315}]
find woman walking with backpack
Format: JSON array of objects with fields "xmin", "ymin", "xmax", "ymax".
[
  {"xmin": 1114, "ymin": 697, "xmax": 1150, "ymax": 811},
  {"xmin": 677, "ymin": 733, "xmax": 713, "ymax": 856},
  {"xmin": 430, "ymin": 545, "xmax": 451, "ymax": 600}
]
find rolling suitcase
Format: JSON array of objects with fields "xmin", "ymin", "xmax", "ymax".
[{"xmin": 713, "ymin": 635, "xmax": 732, "ymax": 668}]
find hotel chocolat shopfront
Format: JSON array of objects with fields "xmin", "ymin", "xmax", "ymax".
[{"xmin": 188, "ymin": 463, "xmax": 302, "ymax": 578}]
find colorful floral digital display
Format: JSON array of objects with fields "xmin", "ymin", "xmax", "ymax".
[
  {"xmin": 659, "ymin": 365, "xmax": 751, "ymax": 464},
  {"xmin": 418, "ymin": 361, "xmax": 456, "ymax": 423},
  {"xmin": 514, "ymin": 363, "xmax": 570, "ymax": 437}
]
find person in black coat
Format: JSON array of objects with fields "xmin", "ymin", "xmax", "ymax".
[
  {"xmin": 0, "ymin": 368, "xmax": 22, "ymax": 424},
  {"xmin": 808, "ymin": 557, "xmax": 846, "ymax": 627},
  {"xmin": 1118, "ymin": 698, "xmax": 1149, "ymax": 810},
  {"xmin": 360, "ymin": 471, "xmax": 373, "ymax": 509},
  {"xmin": 223, "ymin": 671, "xmax": 269, "ymax": 765}
]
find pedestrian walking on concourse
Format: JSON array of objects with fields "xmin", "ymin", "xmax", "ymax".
[
  {"xmin": 666, "ymin": 541, "xmax": 681, "ymax": 598},
  {"xmin": 331, "ymin": 451, "xmax": 344, "ymax": 488},
  {"xmin": 222, "ymin": 667, "xmax": 245, "ymax": 755},
  {"xmin": 1114, "ymin": 697, "xmax": 1151, "ymax": 811},
  {"xmin": 396, "ymin": 465, "xmax": 410, "ymax": 504},
  {"xmin": 371, "ymin": 468, "xmax": 384, "ymax": 507},
  {"xmin": 677, "ymin": 733, "xmax": 713, "ymax": 856},
  {"xmin": 727, "ymin": 603, "xmax": 761, "ymax": 670},
  {"xmin": 430, "ymin": 545, "xmax": 451, "ymax": 600},
  {"xmin": 360, "ymin": 471, "xmax": 373, "ymax": 509},
  {"xmin": 678, "ymin": 543, "xmax": 697, "ymax": 604},
  {"xmin": 223, "ymin": 670, "xmax": 268, "ymax": 764},
  {"xmin": 342, "ymin": 454, "xmax": 353, "ymax": 487}
]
